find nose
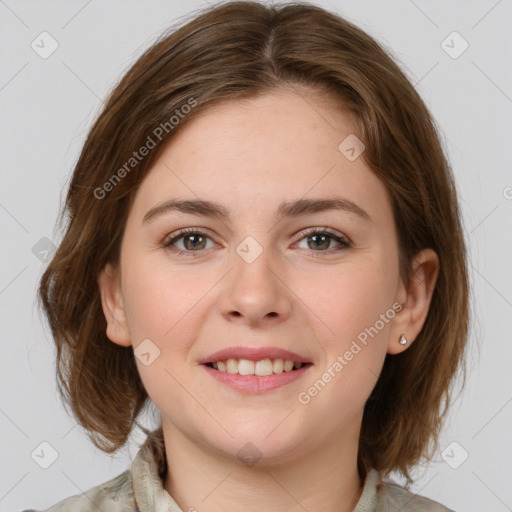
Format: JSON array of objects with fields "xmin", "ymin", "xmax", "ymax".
[{"xmin": 217, "ymin": 246, "xmax": 293, "ymax": 328}]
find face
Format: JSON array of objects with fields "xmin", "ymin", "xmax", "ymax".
[{"xmin": 99, "ymin": 87, "xmax": 426, "ymax": 465}]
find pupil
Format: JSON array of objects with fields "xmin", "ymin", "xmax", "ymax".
[
  {"xmin": 309, "ymin": 234, "xmax": 329, "ymax": 250},
  {"xmin": 185, "ymin": 234, "xmax": 205, "ymax": 250}
]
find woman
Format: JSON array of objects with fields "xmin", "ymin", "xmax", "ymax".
[{"xmin": 29, "ymin": 1, "xmax": 469, "ymax": 510}]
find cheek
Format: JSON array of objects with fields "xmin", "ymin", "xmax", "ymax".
[
  {"xmin": 306, "ymin": 260, "xmax": 394, "ymax": 345},
  {"xmin": 121, "ymin": 260, "xmax": 206, "ymax": 404},
  {"xmin": 121, "ymin": 255, "xmax": 207, "ymax": 338},
  {"xmin": 313, "ymin": 260, "xmax": 396, "ymax": 405}
]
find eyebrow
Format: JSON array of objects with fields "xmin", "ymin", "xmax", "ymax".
[{"xmin": 142, "ymin": 197, "xmax": 371, "ymax": 225}]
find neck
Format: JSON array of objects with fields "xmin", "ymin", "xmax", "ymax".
[{"xmin": 161, "ymin": 417, "xmax": 364, "ymax": 512}]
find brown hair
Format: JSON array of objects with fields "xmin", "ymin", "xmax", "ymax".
[{"xmin": 38, "ymin": 0, "xmax": 470, "ymax": 484}]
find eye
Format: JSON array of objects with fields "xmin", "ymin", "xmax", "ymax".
[
  {"xmin": 294, "ymin": 228, "xmax": 351, "ymax": 253},
  {"xmin": 162, "ymin": 228, "xmax": 216, "ymax": 255},
  {"xmin": 162, "ymin": 227, "xmax": 351, "ymax": 257}
]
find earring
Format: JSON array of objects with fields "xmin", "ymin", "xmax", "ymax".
[{"xmin": 399, "ymin": 334, "xmax": 407, "ymax": 345}]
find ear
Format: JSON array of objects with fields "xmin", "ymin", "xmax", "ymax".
[
  {"xmin": 387, "ymin": 248, "xmax": 439, "ymax": 355},
  {"xmin": 97, "ymin": 262, "xmax": 132, "ymax": 347}
]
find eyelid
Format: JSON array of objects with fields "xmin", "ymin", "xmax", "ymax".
[
  {"xmin": 291, "ymin": 226, "xmax": 351, "ymax": 252},
  {"xmin": 293, "ymin": 226, "xmax": 349, "ymax": 242},
  {"xmin": 162, "ymin": 227, "xmax": 218, "ymax": 249},
  {"xmin": 162, "ymin": 226, "xmax": 351, "ymax": 255}
]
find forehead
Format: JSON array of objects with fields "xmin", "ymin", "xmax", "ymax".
[{"xmin": 127, "ymin": 88, "xmax": 390, "ymax": 226}]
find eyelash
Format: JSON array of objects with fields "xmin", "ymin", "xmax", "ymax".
[{"xmin": 161, "ymin": 227, "xmax": 351, "ymax": 257}]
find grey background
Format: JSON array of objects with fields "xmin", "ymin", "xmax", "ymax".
[{"xmin": 1, "ymin": 0, "xmax": 511, "ymax": 510}]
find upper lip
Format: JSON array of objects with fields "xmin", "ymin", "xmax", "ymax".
[{"xmin": 198, "ymin": 346, "xmax": 312, "ymax": 365}]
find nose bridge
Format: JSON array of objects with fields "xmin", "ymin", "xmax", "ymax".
[{"xmin": 218, "ymin": 235, "xmax": 292, "ymax": 324}]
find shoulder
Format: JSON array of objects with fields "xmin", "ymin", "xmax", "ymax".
[
  {"xmin": 376, "ymin": 479, "xmax": 455, "ymax": 511},
  {"xmin": 21, "ymin": 469, "xmax": 137, "ymax": 512}
]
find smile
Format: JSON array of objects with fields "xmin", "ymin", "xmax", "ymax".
[
  {"xmin": 202, "ymin": 359, "xmax": 313, "ymax": 394},
  {"xmin": 205, "ymin": 358, "xmax": 310, "ymax": 376}
]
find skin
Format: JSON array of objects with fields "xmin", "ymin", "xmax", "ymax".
[{"xmin": 98, "ymin": 86, "xmax": 439, "ymax": 512}]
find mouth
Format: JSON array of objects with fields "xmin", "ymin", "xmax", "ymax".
[
  {"xmin": 201, "ymin": 357, "xmax": 313, "ymax": 394},
  {"xmin": 203, "ymin": 358, "xmax": 313, "ymax": 376},
  {"xmin": 198, "ymin": 346, "xmax": 313, "ymax": 392}
]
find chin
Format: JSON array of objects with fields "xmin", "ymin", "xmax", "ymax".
[{"xmin": 206, "ymin": 424, "xmax": 308, "ymax": 466}]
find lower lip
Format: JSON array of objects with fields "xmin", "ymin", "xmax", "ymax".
[{"xmin": 201, "ymin": 364, "xmax": 313, "ymax": 393}]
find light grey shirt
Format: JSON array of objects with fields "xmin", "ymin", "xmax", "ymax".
[{"xmin": 23, "ymin": 434, "xmax": 454, "ymax": 511}]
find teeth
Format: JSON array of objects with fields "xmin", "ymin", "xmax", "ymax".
[
  {"xmin": 212, "ymin": 358, "xmax": 305, "ymax": 376},
  {"xmin": 227, "ymin": 358, "xmax": 238, "ymax": 374},
  {"xmin": 272, "ymin": 359, "xmax": 284, "ymax": 374},
  {"xmin": 255, "ymin": 359, "xmax": 273, "ymax": 376},
  {"xmin": 238, "ymin": 359, "xmax": 255, "ymax": 375},
  {"xmin": 283, "ymin": 360, "xmax": 294, "ymax": 372}
]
